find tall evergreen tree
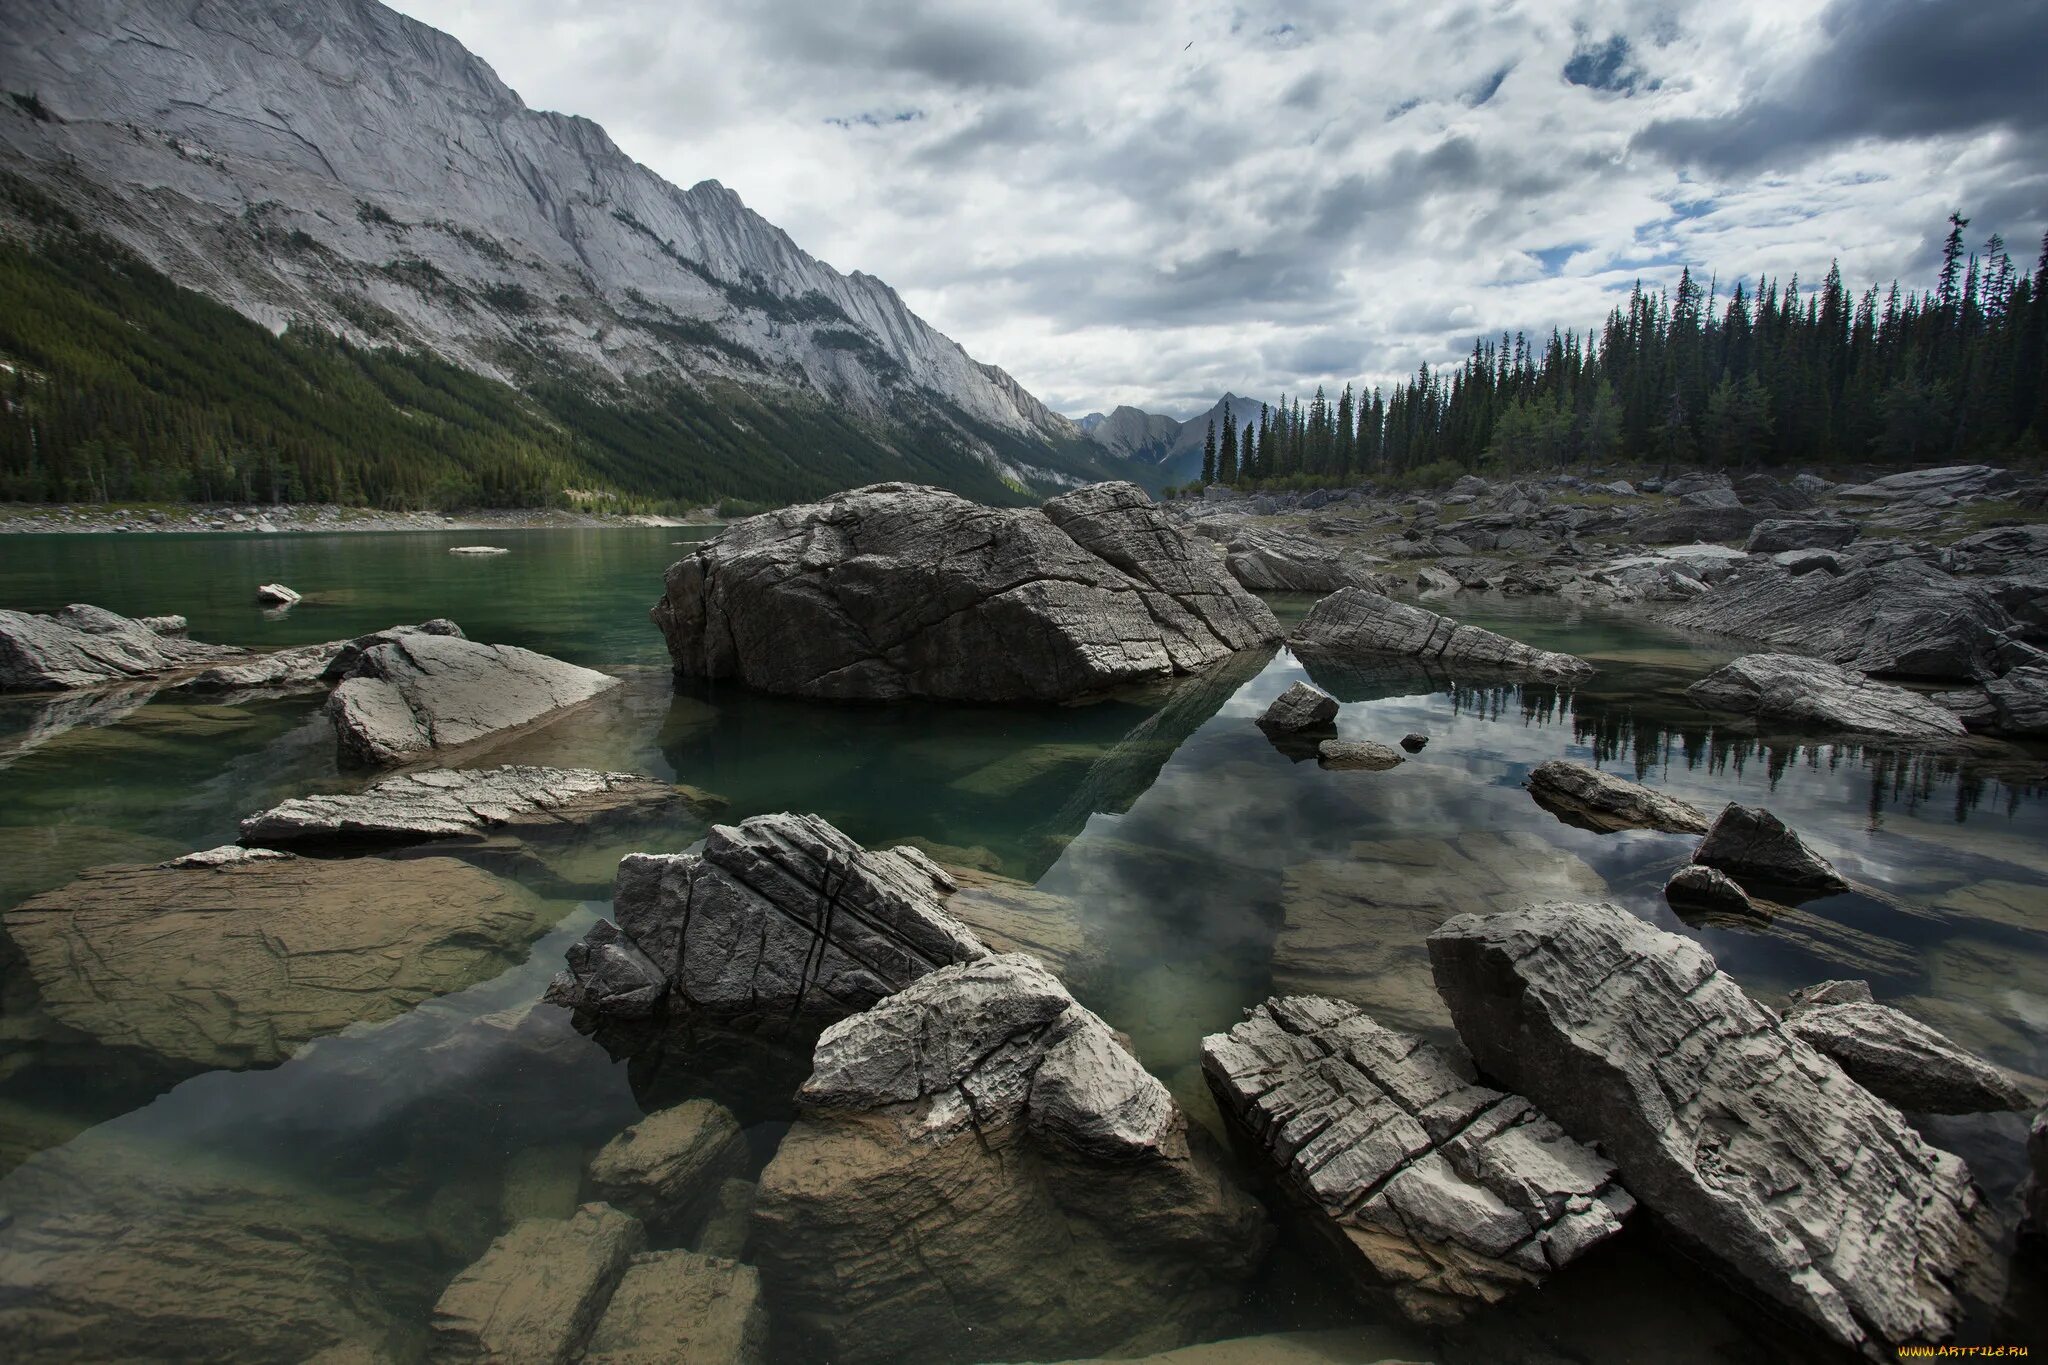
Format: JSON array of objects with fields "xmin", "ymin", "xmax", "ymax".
[
  {"xmin": 1217, "ymin": 401, "xmax": 1237, "ymax": 483},
  {"xmin": 1201, "ymin": 418, "xmax": 1217, "ymax": 485}
]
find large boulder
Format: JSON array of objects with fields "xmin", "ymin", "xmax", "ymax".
[
  {"xmin": 1217, "ymin": 527, "xmax": 1388, "ymax": 593},
  {"xmin": 1947, "ymin": 524, "xmax": 2048, "ymax": 577},
  {"xmin": 2, "ymin": 852, "xmax": 547, "ymax": 1072},
  {"xmin": 585, "ymin": 1099, "xmax": 750, "ymax": 1231},
  {"xmin": 1428, "ymin": 901, "xmax": 1994, "ymax": 1359},
  {"xmin": 1629, "ymin": 505, "xmax": 1762, "ymax": 545},
  {"xmin": 1982, "ymin": 664, "xmax": 2048, "ymax": 737},
  {"xmin": 1524, "ymin": 759, "xmax": 1710, "ymax": 834},
  {"xmin": 582, "ymin": 1250, "xmax": 767, "ymax": 1365},
  {"xmin": 650, "ymin": 482, "xmax": 1280, "ymax": 702},
  {"xmin": 1692, "ymin": 803, "xmax": 1848, "ymax": 898},
  {"xmin": 547, "ymin": 813, "xmax": 988, "ymax": 1024},
  {"xmin": 1744, "ymin": 519, "xmax": 1858, "ymax": 553},
  {"xmin": 180, "ymin": 619, "xmax": 464, "ymax": 693},
  {"xmin": 753, "ymin": 954, "xmax": 1269, "ymax": 1364},
  {"xmin": 0, "ymin": 603, "xmax": 238, "ymax": 690},
  {"xmin": 240, "ymin": 766, "xmax": 703, "ymax": 848},
  {"xmin": 1833, "ymin": 464, "xmax": 2017, "ymax": 502},
  {"xmin": 1686, "ymin": 653, "xmax": 1967, "ymax": 742},
  {"xmin": 1201, "ymin": 995, "xmax": 1630, "ymax": 1323},
  {"xmin": 1291, "ymin": 589, "xmax": 1593, "ymax": 681},
  {"xmin": 1664, "ymin": 559, "xmax": 2020, "ymax": 682},
  {"xmin": 1781, "ymin": 998, "xmax": 2033, "ymax": 1115},
  {"xmin": 327, "ymin": 632, "xmax": 619, "ymax": 766},
  {"xmin": 430, "ymin": 1203, "xmax": 645, "ymax": 1363}
]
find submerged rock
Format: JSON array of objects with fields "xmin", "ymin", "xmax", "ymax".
[
  {"xmin": 1258, "ymin": 680, "xmax": 1339, "ymax": 735},
  {"xmin": 651, "ymin": 481, "xmax": 1279, "ymax": 702},
  {"xmin": 430, "ymin": 1202, "xmax": 644, "ymax": 1363},
  {"xmin": 1686, "ymin": 653, "xmax": 1966, "ymax": 742},
  {"xmin": 1781, "ymin": 998, "xmax": 2033, "ymax": 1115},
  {"xmin": 1525, "ymin": 759, "xmax": 1709, "ymax": 834},
  {"xmin": 583, "ymin": 1250, "xmax": 767, "ymax": 1365},
  {"xmin": 549, "ymin": 813, "xmax": 988, "ymax": 1024},
  {"xmin": 3, "ymin": 853, "xmax": 546, "ymax": 1071},
  {"xmin": 1202, "ymin": 995, "xmax": 1630, "ymax": 1323},
  {"xmin": 585, "ymin": 1099, "xmax": 750, "ymax": 1231},
  {"xmin": 754, "ymin": 954, "xmax": 1269, "ymax": 1364},
  {"xmin": 1428, "ymin": 901, "xmax": 1992, "ymax": 1359},
  {"xmin": 1291, "ymin": 589, "xmax": 1593, "ymax": 681},
  {"xmin": 240, "ymin": 766, "xmax": 703, "ymax": 848},
  {"xmin": 1692, "ymin": 803, "xmax": 1849, "ymax": 898},
  {"xmin": 327, "ymin": 631, "xmax": 619, "ymax": 766},
  {"xmin": 0, "ymin": 603, "xmax": 238, "ymax": 691},
  {"xmin": 1317, "ymin": 739, "xmax": 1404, "ymax": 771}
]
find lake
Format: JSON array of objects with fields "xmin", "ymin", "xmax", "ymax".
[{"xmin": 2, "ymin": 526, "xmax": 2045, "ymax": 1362}]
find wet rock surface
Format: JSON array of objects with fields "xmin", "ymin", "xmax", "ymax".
[
  {"xmin": 1258, "ymin": 681, "xmax": 1340, "ymax": 735},
  {"xmin": 240, "ymin": 766, "xmax": 702, "ymax": 848},
  {"xmin": 583, "ymin": 1250, "xmax": 767, "ymax": 1365},
  {"xmin": 753, "ymin": 954, "xmax": 1269, "ymax": 1365},
  {"xmin": 430, "ymin": 1202, "xmax": 645, "ymax": 1363},
  {"xmin": 1202, "ymin": 995, "xmax": 1630, "ymax": 1322},
  {"xmin": 1692, "ymin": 803, "xmax": 1849, "ymax": 898},
  {"xmin": 1525, "ymin": 759, "xmax": 1709, "ymax": 834},
  {"xmin": 585, "ymin": 1099, "xmax": 750, "ymax": 1231},
  {"xmin": 652, "ymin": 481, "xmax": 1279, "ymax": 702},
  {"xmin": 1663, "ymin": 864, "xmax": 1753, "ymax": 918},
  {"xmin": 328, "ymin": 631, "xmax": 620, "ymax": 767},
  {"xmin": 180, "ymin": 619, "xmax": 465, "ymax": 694},
  {"xmin": 1687, "ymin": 653, "xmax": 1967, "ymax": 742},
  {"xmin": 1292, "ymin": 590, "xmax": 1593, "ymax": 681},
  {"xmin": 1318, "ymin": 739, "xmax": 1405, "ymax": 771},
  {"xmin": 0, "ymin": 603, "xmax": 240, "ymax": 690},
  {"xmin": 1781, "ymin": 998, "xmax": 2033, "ymax": 1115},
  {"xmin": 1428, "ymin": 900, "xmax": 1993, "ymax": 1359}
]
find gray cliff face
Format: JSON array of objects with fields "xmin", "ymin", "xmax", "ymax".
[{"xmin": 0, "ymin": 0, "xmax": 1079, "ymax": 458}]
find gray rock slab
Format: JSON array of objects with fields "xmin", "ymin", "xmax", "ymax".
[
  {"xmin": 1526, "ymin": 759, "xmax": 1709, "ymax": 834},
  {"xmin": 1292, "ymin": 590, "xmax": 1593, "ymax": 681},
  {"xmin": 1687, "ymin": 653, "xmax": 1967, "ymax": 742}
]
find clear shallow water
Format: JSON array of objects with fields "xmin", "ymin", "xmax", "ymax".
[{"xmin": 1, "ymin": 529, "xmax": 2046, "ymax": 1362}]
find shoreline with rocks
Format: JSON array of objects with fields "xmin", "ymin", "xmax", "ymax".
[{"xmin": 0, "ymin": 501, "xmax": 724, "ymax": 535}]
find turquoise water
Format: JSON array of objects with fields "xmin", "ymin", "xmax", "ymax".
[{"xmin": 1, "ymin": 528, "xmax": 2044, "ymax": 1361}]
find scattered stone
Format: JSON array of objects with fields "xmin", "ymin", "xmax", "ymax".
[
  {"xmin": 0, "ymin": 604, "xmax": 238, "ymax": 691},
  {"xmin": 1317, "ymin": 739, "xmax": 1404, "ymax": 771},
  {"xmin": 255, "ymin": 582, "xmax": 300, "ymax": 606},
  {"xmin": 1258, "ymin": 681, "xmax": 1340, "ymax": 735},
  {"xmin": 1663, "ymin": 864, "xmax": 1753, "ymax": 918},
  {"xmin": 1686, "ymin": 653, "xmax": 1967, "ymax": 742},
  {"xmin": 1427, "ymin": 901, "xmax": 1994, "ymax": 1359},
  {"xmin": 586, "ymin": 1100, "xmax": 749, "ymax": 1231},
  {"xmin": 430, "ymin": 1203, "xmax": 644, "ymax": 1364},
  {"xmin": 754, "ymin": 954, "xmax": 1268, "ymax": 1365},
  {"xmin": 3, "ymin": 854, "xmax": 545, "ymax": 1071},
  {"xmin": 1202, "ymin": 995, "xmax": 1631, "ymax": 1323},
  {"xmin": 1693, "ymin": 803, "xmax": 1848, "ymax": 898},
  {"xmin": 1781, "ymin": 998, "xmax": 2034, "ymax": 1114},
  {"xmin": 240, "ymin": 766, "xmax": 705, "ymax": 848},
  {"xmin": 1292, "ymin": 589, "xmax": 1593, "ymax": 681},
  {"xmin": 1525, "ymin": 759, "xmax": 1710, "ymax": 834},
  {"xmin": 549, "ymin": 813, "xmax": 988, "ymax": 1024},
  {"xmin": 583, "ymin": 1251, "xmax": 767, "ymax": 1365},
  {"xmin": 327, "ymin": 632, "xmax": 619, "ymax": 766},
  {"xmin": 1399, "ymin": 733, "xmax": 1428, "ymax": 752},
  {"xmin": 651, "ymin": 481, "xmax": 1279, "ymax": 702},
  {"xmin": 1744, "ymin": 520, "xmax": 1859, "ymax": 554}
]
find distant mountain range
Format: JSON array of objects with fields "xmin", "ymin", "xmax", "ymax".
[
  {"xmin": 0, "ymin": 0, "xmax": 1124, "ymax": 506},
  {"xmin": 1073, "ymin": 394, "xmax": 1272, "ymax": 486}
]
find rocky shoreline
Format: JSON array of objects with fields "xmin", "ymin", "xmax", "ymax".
[{"xmin": 0, "ymin": 501, "xmax": 721, "ymax": 535}]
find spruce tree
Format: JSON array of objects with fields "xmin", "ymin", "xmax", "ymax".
[
  {"xmin": 1201, "ymin": 418, "xmax": 1216, "ymax": 485},
  {"xmin": 1217, "ymin": 402, "xmax": 1237, "ymax": 484}
]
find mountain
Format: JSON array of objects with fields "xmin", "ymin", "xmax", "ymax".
[
  {"xmin": 1073, "ymin": 393, "xmax": 1271, "ymax": 488},
  {"xmin": 0, "ymin": 0, "xmax": 1118, "ymax": 506},
  {"xmin": 1078, "ymin": 406, "xmax": 1182, "ymax": 462}
]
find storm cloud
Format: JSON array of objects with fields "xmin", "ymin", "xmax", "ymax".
[{"xmin": 393, "ymin": 0, "xmax": 2046, "ymax": 419}]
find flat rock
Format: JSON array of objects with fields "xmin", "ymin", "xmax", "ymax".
[
  {"xmin": 754, "ymin": 954, "xmax": 1268, "ymax": 1364},
  {"xmin": 1525, "ymin": 759, "xmax": 1709, "ymax": 834},
  {"xmin": 1744, "ymin": 520, "xmax": 1859, "ymax": 554},
  {"xmin": 0, "ymin": 603, "xmax": 238, "ymax": 690},
  {"xmin": 430, "ymin": 1203, "xmax": 644, "ymax": 1364},
  {"xmin": 583, "ymin": 1251, "xmax": 767, "ymax": 1365},
  {"xmin": 1317, "ymin": 739, "xmax": 1404, "ymax": 771},
  {"xmin": 241, "ymin": 766, "xmax": 702, "ymax": 847},
  {"xmin": 1785, "ymin": 979, "xmax": 1875, "ymax": 1010},
  {"xmin": 1202, "ymin": 995, "xmax": 1630, "ymax": 1322},
  {"xmin": 1259, "ymin": 681, "xmax": 1339, "ymax": 734},
  {"xmin": 586, "ymin": 1099, "xmax": 749, "ymax": 1230},
  {"xmin": 1428, "ymin": 900, "xmax": 1994, "ymax": 1359},
  {"xmin": 180, "ymin": 620, "xmax": 464, "ymax": 693},
  {"xmin": 1692, "ymin": 803, "xmax": 1848, "ymax": 898},
  {"xmin": 651, "ymin": 481, "xmax": 1279, "ymax": 702},
  {"xmin": 3, "ymin": 854, "xmax": 546, "ymax": 1071},
  {"xmin": 548, "ymin": 813, "xmax": 988, "ymax": 1023},
  {"xmin": 327, "ymin": 631, "xmax": 619, "ymax": 766},
  {"xmin": 1292, "ymin": 590, "xmax": 1593, "ymax": 681},
  {"xmin": 1686, "ymin": 653, "xmax": 1967, "ymax": 741},
  {"xmin": 1218, "ymin": 527, "xmax": 1388, "ymax": 593},
  {"xmin": 1782, "ymin": 999, "xmax": 2033, "ymax": 1115}
]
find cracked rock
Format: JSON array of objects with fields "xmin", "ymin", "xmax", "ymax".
[
  {"xmin": 582, "ymin": 1250, "xmax": 767, "ymax": 1365},
  {"xmin": 585, "ymin": 1099, "xmax": 750, "ymax": 1232},
  {"xmin": 430, "ymin": 1202, "xmax": 644, "ymax": 1364},
  {"xmin": 1291, "ymin": 589, "xmax": 1593, "ymax": 681},
  {"xmin": 1692, "ymin": 803, "xmax": 1848, "ymax": 898},
  {"xmin": 1428, "ymin": 900, "xmax": 1994, "ymax": 1360},
  {"xmin": 1686, "ymin": 653, "xmax": 1967, "ymax": 742},
  {"xmin": 1202, "ymin": 995, "xmax": 1631, "ymax": 1323},
  {"xmin": 0, "ymin": 603, "xmax": 240, "ymax": 691},
  {"xmin": 1526, "ymin": 759, "xmax": 1709, "ymax": 834},
  {"xmin": 240, "ymin": 766, "xmax": 706, "ymax": 848},
  {"xmin": 1258, "ymin": 681, "xmax": 1340, "ymax": 735},
  {"xmin": 1781, "ymin": 997, "xmax": 2034, "ymax": 1115}
]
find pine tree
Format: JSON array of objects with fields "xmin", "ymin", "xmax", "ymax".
[
  {"xmin": 1217, "ymin": 402, "xmax": 1237, "ymax": 484},
  {"xmin": 1201, "ymin": 418, "xmax": 1216, "ymax": 486}
]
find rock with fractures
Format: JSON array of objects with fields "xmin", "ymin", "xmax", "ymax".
[
  {"xmin": 1201, "ymin": 995, "xmax": 1631, "ymax": 1323},
  {"xmin": 1218, "ymin": 527, "xmax": 1389, "ymax": 594},
  {"xmin": 549, "ymin": 812, "xmax": 988, "ymax": 1024},
  {"xmin": 1686, "ymin": 653, "xmax": 1966, "ymax": 742},
  {"xmin": 179, "ymin": 619, "xmax": 464, "ymax": 693},
  {"xmin": 429, "ymin": 1203, "xmax": 644, "ymax": 1364},
  {"xmin": 1525, "ymin": 759, "xmax": 1709, "ymax": 834},
  {"xmin": 651, "ymin": 481, "xmax": 1279, "ymax": 703},
  {"xmin": 1781, "ymin": 999, "xmax": 2034, "ymax": 1115},
  {"xmin": 1663, "ymin": 864, "xmax": 1753, "ymax": 918},
  {"xmin": 1292, "ymin": 589, "xmax": 1593, "ymax": 681},
  {"xmin": 2, "ymin": 853, "xmax": 546, "ymax": 1072},
  {"xmin": 1982, "ymin": 664, "xmax": 2048, "ymax": 738},
  {"xmin": 1427, "ymin": 900, "xmax": 1994, "ymax": 1360},
  {"xmin": 1744, "ymin": 519, "xmax": 1858, "ymax": 554},
  {"xmin": 0, "ymin": 603, "xmax": 238, "ymax": 691},
  {"xmin": 586, "ymin": 1099, "xmax": 750, "ymax": 1231},
  {"xmin": 1317, "ymin": 739, "xmax": 1404, "ymax": 771},
  {"xmin": 582, "ymin": 1250, "xmax": 767, "ymax": 1365},
  {"xmin": 753, "ymin": 954, "xmax": 1269, "ymax": 1365},
  {"xmin": 1692, "ymin": 803, "xmax": 1848, "ymax": 898},
  {"xmin": 1258, "ymin": 680, "xmax": 1339, "ymax": 734},
  {"xmin": 240, "ymin": 766, "xmax": 703, "ymax": 848},
  {"xmin": 327, "ymin": 631, "xmax": 619, "ymax": 766}
]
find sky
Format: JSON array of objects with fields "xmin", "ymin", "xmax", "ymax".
[{"xmin": 389, "ymin": 0, "xmax": 2048, "ymax": 422}]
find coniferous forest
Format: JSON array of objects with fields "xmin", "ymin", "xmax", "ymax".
[{"xmin": 1190, "ymin": 214, "xmax": 2048, "ymax": 493}]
